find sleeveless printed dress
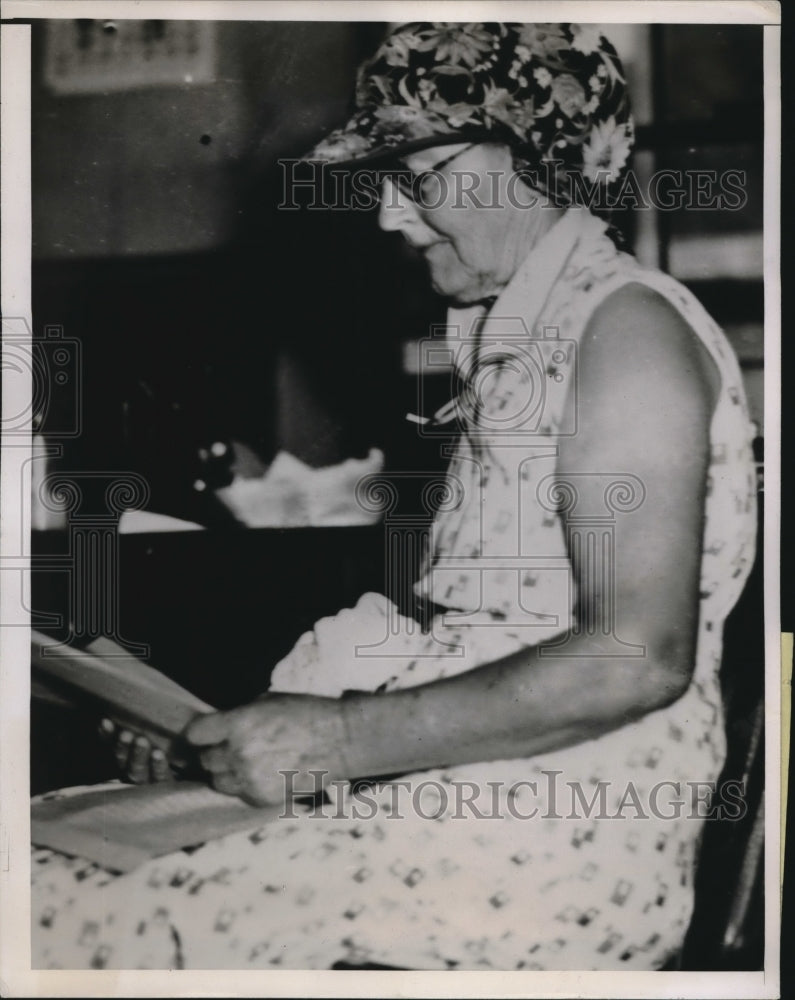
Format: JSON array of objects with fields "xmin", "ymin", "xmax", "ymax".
[{"xmin": 31, "ymin": 208, "xmax": 757, "ymax": 970}]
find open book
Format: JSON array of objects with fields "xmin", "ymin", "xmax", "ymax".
[
  {"xmin": 31, "ymin": 630, "xmax": 215, "ymax": 770},
  {"xmin": 32, "ymin": 780, "xmax": 283, "ymax": 873},
  {"xmin": 31, "ymin": 632, "xmax": 283, "ymax": 871}
]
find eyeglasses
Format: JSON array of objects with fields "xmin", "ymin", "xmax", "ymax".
[{"xmin": 386, "ymin": 144, "xmax": 477, "ymax": 205}]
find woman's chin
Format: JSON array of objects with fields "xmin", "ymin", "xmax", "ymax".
[
  {"xmin": 432, "ymin": 281, "xmax": 491, "ymax": 306},
  {"xmin": 427, "ymin": 265, "xmax": 479, "ymax": 304}
]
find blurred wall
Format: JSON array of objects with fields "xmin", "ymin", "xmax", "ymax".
[
  {"xmin": 31, "ymin": 19, "xmax": 435, "ymax": 502},
  {"xmin": 32, "ymin": 20, "xmax": 369, "ymax": 258}
]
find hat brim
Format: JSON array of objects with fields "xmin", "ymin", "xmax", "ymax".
[{"xmin": 301, "ymin": 126, "xmax": 501, "ymax": 171}]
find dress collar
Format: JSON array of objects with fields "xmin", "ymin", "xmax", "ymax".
[
  {"xmin": 443, "ymin": 208, "xmax": 606, "ymax": 379},
  {"xmin": 419, "ymin": 209, "xmax": 608, "ymax": 427},
  {"xmin": 486, "ymin": 206, "xmax": 607, "ymax": 331}
]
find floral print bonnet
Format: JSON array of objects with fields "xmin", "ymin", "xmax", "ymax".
[{"xmin": 306, "ymin": 22, "xmax": 635, "ymax": 201}]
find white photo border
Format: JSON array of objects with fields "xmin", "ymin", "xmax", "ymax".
[{"xmin": 0, "ymin": 2, "xmax": 782, "ymax": 997}]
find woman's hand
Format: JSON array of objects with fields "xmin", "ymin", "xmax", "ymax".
[
  {"xmin": 98, "ymin": 718, "xmax": 174, "ymax": 784},
  {"xmin": 184, "ymin": 694, "xmax": 349, "ymax": 807}
]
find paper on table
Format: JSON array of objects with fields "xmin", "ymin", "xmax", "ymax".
[
  {"xmin": 214, "ymin": 448, "xmax": 385, "ymax": 527},
  {"xmin": 118, "ymin": 510, "xmax": 204, "ymax": 533}
]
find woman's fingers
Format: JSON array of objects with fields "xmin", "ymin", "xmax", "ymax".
[
  {"xmin": 127, "ymin": 736, "xmax": 152, "ymax": 783},
  {"xmin": 209, "ymin": 770, "xmax": 245, "ymax": 797},
  {"xmin": 185, "ymin": 710, "xmax": 232, "ymax": 747},
  {"xmin": 198, "ymin": 744, "xmax": 230, "ymax": 775},
  {"xmin": 150, "ymin": 748, "xmax": 172, "ymax": 782},
  {"xmin": 98, "ymin": 718, "xmax": 116, "ymax": 741},
  {"xmin": 101, "ymin": 722, "xmax": 172, "ymax": 783},
  {"xmin": 113, "ymin": 728, "xmax": 134, "ymax": 771}
]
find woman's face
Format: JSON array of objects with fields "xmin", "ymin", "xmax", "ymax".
[{"xmin": 377, "ymin": 143, "xmax": 522, "ymax": 305}]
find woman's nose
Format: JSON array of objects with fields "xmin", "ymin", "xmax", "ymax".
[{"xmin": 377, "ymin": 179, "xmax": 417, "ymax": 232}]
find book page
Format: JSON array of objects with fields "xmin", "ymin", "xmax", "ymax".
[
  {"xmin": 32, "ymin": 780, "xmax": 283, "ymax": 872},
  {"xmin": 31, "ymin": 631, "xmax": 214, "ymax": 769}
]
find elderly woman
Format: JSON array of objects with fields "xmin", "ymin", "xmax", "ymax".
[{"xmin": 32, "ymin": 23, "xmax": 756, "ymax": 970}]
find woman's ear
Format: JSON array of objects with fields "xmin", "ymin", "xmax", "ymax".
[{"xmin": 508, "ymin": 153, "xmax": 556, "ymax": 208}]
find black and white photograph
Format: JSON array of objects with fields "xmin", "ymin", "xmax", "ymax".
[{"xmin": 0, "ymin": 1, "xmax": 782, "ymax": 995}]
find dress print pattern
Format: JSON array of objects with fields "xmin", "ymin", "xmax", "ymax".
[{"xmin": 31, "ymin": 208, "xmax": 757, "ymax": 970}]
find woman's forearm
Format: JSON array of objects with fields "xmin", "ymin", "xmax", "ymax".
[
  {"xmin": 337, "ymin": 634, "xmax": 692, "ymax": 780},
  {"xmin": 187, "ymin": 626, "xmax": 695, "ymax": 806}
]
